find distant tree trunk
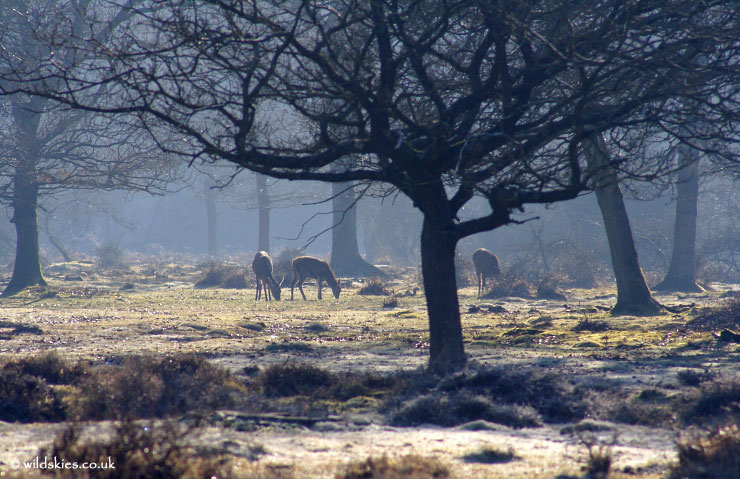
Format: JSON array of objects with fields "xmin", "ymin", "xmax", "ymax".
[
  {"xmin": 330, "ymin": 182, "xmax": 387, "ymax": 278},
  {"xmin": 654, "ymin": 147, "xmax": 702, "ymax": 292},
  {"xmin": 43, "ymin": 213, "xmax": 72, "ymax": 262},
  {"xmin": 3, "ymin": 165, "xmax": 46, "ymax": 296},
  {"xmin": 203, "ymin": 181, "xmax": 218, "ymax": 257},
  {"xmin": 256, "ymin": 173, "xmax": 270, "ymax": 252},
  {"xmin": 585, "ymin": 133, "xmax": 662, "ymax": 315},
  {"xmin": 421, "ymin": 213, "xmax": 466, "ymax": 374}
]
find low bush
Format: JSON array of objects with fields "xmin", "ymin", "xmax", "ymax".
[
  {"xmin": 681, "ymin": 376, "xmax": 740, "ymax": 424},
  {"xmin": 71, "ymin": 354, "xmax": 243, "ymax": 420},
  {"xmin": 40, "ymin": 420, "xmax": 235, "ymax": 479},
  {"xmin": 257, "ymin": 362, "xmax": 398, "ymax": 402},
  {"xmin": 358, "ymin": 277, "xmax": 392, "ymax": 296},
  {"xmin": 337, "ymin": 454, "xmax": 451, "ymax": 479},
  {"xmin": 2, "ymin": 350, "xmax": 88, "ymax": 385},
  {"xmin": 0, "ymin": 369, "xmax": 66, "ymax": 422},
  {"xmin": 461, "ymin": 447, "xmax": 516, "ymax": 464},
  {"xmin": 388, "ymin": 365, "xmax": 585, "ymax": 428},
  {"xmin": 572, "ymin": 318, "xmax": 610, "ymax": 332},
  {"xmin": 669, "ymin": 424, "xmax": 740, "ymax": 479},
  {"xmin": 95, "ymin": 242, "xmax": 126, "ymax": 270},
  {"xmin": 390, "ymin": 391, "xmax": 541, "ymax": 428},
  {"xmin": 686, "ymin": 298, "xmax": 740, "ymax": 332},
  {"xmin": 194, "ymin": 262, "xmax": 251, "ymax": 289},
  {"xmin": 482, "ymin": 270, "xmax": 535, "ymax": 299}
]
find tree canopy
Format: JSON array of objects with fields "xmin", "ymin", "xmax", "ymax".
[{"xmin": 3, "ymin": 0, "xmax": 739, "ymax": 371}]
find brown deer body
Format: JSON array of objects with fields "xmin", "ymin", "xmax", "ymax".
[
  {"xmin": 291, "ymin": 256, "xmax": 341, "ymax": 300},
  {"xmin": 472, "ymin": 248, "xmax": 500, "ymax": 298},
  {"xmin": 252, "ymin": 251, "xmax": 282, "ymax": 301}
]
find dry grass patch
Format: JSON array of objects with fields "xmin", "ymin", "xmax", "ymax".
[
  {"xmin": 669, "ymin": 424, "xmax": 740, "ymax": 479},
  {"xmin": 461, "ymin": 446, "xmax": 517, "ymax": 464},
  {"xmin": 337, "ymin": 454, "xmax": 452, "ymax": 479}
]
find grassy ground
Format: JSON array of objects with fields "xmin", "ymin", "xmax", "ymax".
[{"xmin": 0, "ymin": 260, "xmax": 738, "ymax": 478}]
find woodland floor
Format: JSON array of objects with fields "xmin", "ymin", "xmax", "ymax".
[{"xmin": 0, "ymin": 259, "xmax": 738, "ymax": 478}]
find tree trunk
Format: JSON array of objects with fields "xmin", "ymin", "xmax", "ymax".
[
  {"xmin": 256, "ymin": 173, "xmax": 270, "ymax": 252},
  {"xmin": 420, "ymin": 214, "xmax": 466, "ymax": 374},
  {"xmin": 3, "ymin": 166, "xmax": 46, "ymax": 296},
  {"xmin": 585, "ymin": 134, "xmax": 661, "ymax": 315},
  {"xmin": 203, "ymin": 181, "xmax": 218, "ymax": 257},
  {"xmin": 43, "ymin": 212, "xmax": 72, "ymax": 262},
  {"xmin": 330, "ymin": 182, "xmax": 387, "ymax": 278},
  {"xmin": 654, "ymin": 147, "xmax": 702, "ymax": 292}
]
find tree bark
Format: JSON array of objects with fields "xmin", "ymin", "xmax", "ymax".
[
  {"xmin": 256, "ymin": 173, "xmax": 270, "ymax": 252},
  {"xmin": 3, "ymin": 166, "xmax": 46, "ymax": 296},
  {"xmin": 420, "ymin": 214, "xmax": 466, "ymax": 374},
  {"xmin": 585, "ymin": 134, "xmax": 662, "ymax": 315},
  {"xmin": 330, "ymin": 182, "xmax": 387, "ymax": 278},
  {"xmin": 654, "ymin": 147, "xmax": 702, "ymax": 292}
]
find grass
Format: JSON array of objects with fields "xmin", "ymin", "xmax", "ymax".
[{"xmin": 2, "ymin": 260, "xmax": 739, "ymax": 478}]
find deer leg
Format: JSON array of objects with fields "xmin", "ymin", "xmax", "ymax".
[
  {"xmin": 256, "ymin": 280, "xmax": 261, "ymax": 301},
  {"xmin": 264, "ymin": 282, "xmax": 271, "ymax": 301},
  {"xmin": 291, "ymin": 275, "xmax": 298, "ymax": 300},
  {"xmin": 298, "ymin": 278, "xmax": 307, "ymax": 300},
  {"xmin": 477, "ymin": 273, "xmax": 482, "ymax": 298},
  {"xmin": 317, "ymin": 280, "xmax": 322, "ymax": 300}
]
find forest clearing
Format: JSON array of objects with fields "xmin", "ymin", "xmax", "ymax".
[{"xmin": 1, "ymin": 259, "xmax": 738, "ymax": 479}]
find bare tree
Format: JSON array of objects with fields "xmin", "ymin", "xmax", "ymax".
[
  {"xmin": 6, "ymin": 0, "xmax": 740, "ymax": 371},
  {"xmin": 0, "ymin": 0, "xmax": 177, "ymax": 296},
  {"xmin": 654, "ymin": 146, "xmax": 703, "ymax": 292},
  {"xmin": 585, "ymin": 133, "xmax": 662, "ymax": 314}
]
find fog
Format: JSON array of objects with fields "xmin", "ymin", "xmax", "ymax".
[{"xmin": 4, "ymin": 169, "xmax": 738, "ymax": 286}]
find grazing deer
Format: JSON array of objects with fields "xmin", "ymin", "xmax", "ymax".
[
  {"xmin": 472, "ymin": 248, "xmax": 501, "ymax": 298},
  {"xmin": 290, "ymin": 256, "xmax": 341, "ymax": 300},
  {"xmin": 252, "ymin": 251, "xmax": 282, "ymax": 301}
]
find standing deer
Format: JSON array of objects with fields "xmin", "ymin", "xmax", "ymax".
[
  {"xmin": 252, "ymin": 251, "xmax": 282, "ymax": 301},
  {"xmin": 472, "ymin": 248, "xmax": 501, "ymax": 298},
  {"xmin": 290, "ymin": 256, "xmax": 341, "ymax": 300}
]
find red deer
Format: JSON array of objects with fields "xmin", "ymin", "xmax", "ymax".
[
  {"xmin": 472, "ymin": 248, "xmax": 500, "ymax": 298},
  {"xmin": 290, "ymin": 256, "xmax": 341, "ymax": 300},
  {"xmin": 252, "ymin": 251, "xmax": 282, "ymax": 301}
]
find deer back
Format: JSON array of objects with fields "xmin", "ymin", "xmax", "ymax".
[
  {"xmin": 252, "ymin": 251, "xmax": 274, "ymax": 279},
  {"xmin": 472, "ymin": 248, "xmax": 500, "ymax": 275},
  {"xmin": 292, "ymin": 256, "xmax": 341, "ymax": 296}
]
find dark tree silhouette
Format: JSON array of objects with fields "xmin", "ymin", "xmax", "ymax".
[{"xmin": 4, "ymin": 0, "xmax": 739, "ymax": 371}]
